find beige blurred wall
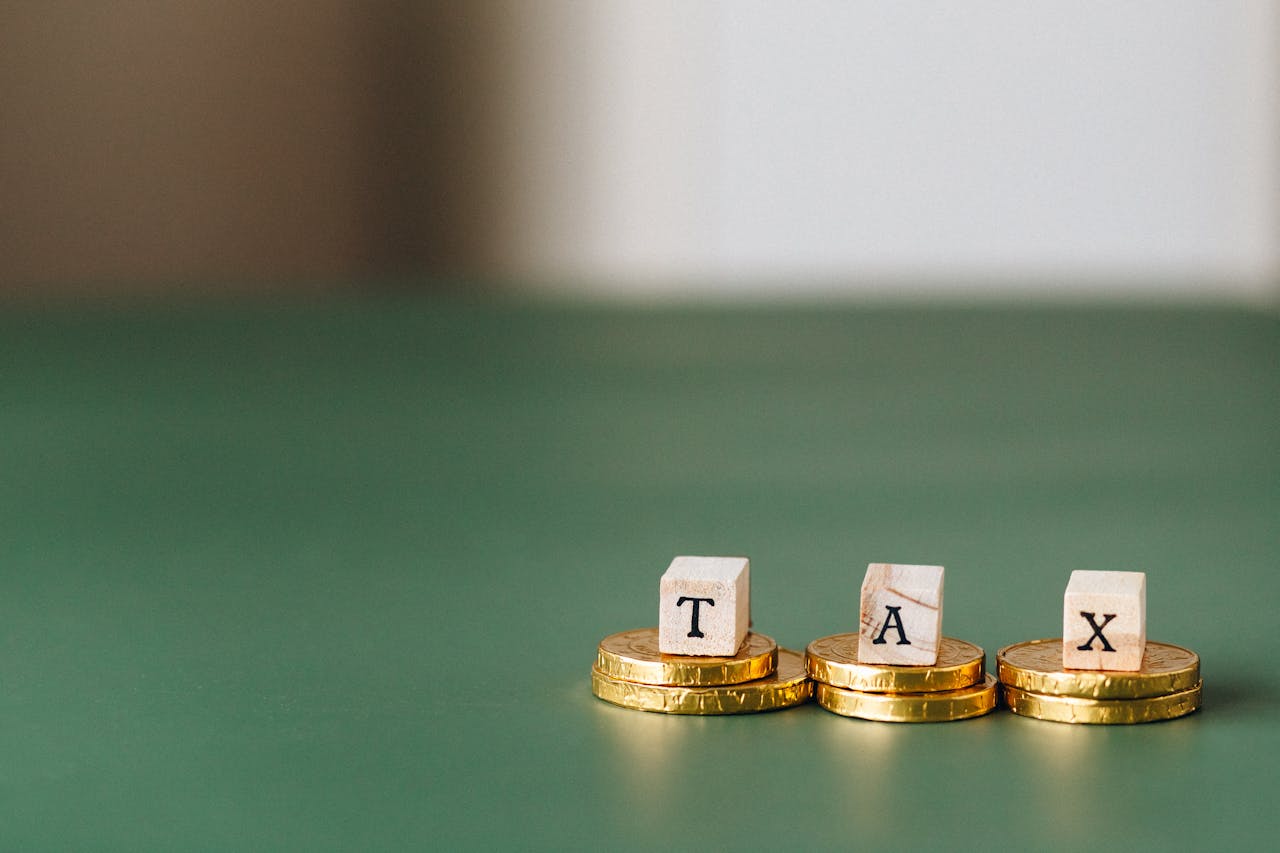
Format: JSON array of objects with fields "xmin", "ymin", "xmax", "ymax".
[
  {"xmin": 2, "ymin": 2, "xmax": 1277, "ymax": 300},
  {"xmin": 1, "ymin": 1, "xmax": 506, "ymax": 293},
  {"xmin": 497, "ymin": 1, "xmax": 1280, "ymax": 301}
]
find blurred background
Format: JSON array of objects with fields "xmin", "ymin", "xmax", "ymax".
[
  {"xmin": 2, "ymin": 5, "xmax": 1279, "ymax": 847},
  {"xmin": 3, "ymin": 0, "xmax": 1277, "ymax": 301}
]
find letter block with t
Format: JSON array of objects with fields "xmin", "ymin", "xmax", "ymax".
[
  {"xmin": 1062, "ymin": 570, "xmax": 1146, "ymax": 671},
  {"xmin": 857, "ymin": 563, "xmax": 945, "ymax": 666},
  {"xmin": 658, "ymin": 556, "xmax": 750, "ymax": 656}
]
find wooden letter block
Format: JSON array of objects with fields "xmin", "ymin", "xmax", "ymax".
[
  {"xmin": 1062, "ymin": 570, "xmax": 1146, "ymax": 671},
  {"xmin": 658, "ymin": 556, "xmax": 750, "ymax": 656},
  {"xmin": 857, "ymin": 563, "xmax": 944, "ymax": 666}
]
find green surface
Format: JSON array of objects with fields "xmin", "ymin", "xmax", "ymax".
[{"xmin": 1, "ymin": 298, "xmax": 1277, "ymax": 850}]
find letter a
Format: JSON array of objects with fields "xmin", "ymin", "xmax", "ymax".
[{"xmin": 872, "ymin": 605, "xmax": 911, "ymax": 645}]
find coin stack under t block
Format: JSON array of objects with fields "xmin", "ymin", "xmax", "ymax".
[
  {"xmin": 999, "ymin": 570, "xmax": 1202, "ymax": 724},
  {"xmin": 591, "ymin": 556, "xmax": 812, "ymax": 714},
  {"xmin": 807, "ymin": 563, "xmax": 998, "ymax": 722}
]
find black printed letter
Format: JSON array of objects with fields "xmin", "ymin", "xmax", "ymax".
[
  {"xmin": 1076, "ymin": 612, "xmax": 1117, "ymax": 652},
  {"xmin": 872, "ymin": 605, "xmax": 911, "ymax": 645},
  {"xmin": 677, "ymin": 596, "xmax": 715, "ymax": 638}
]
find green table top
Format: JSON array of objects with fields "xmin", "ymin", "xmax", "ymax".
[{"xmin": 2, "ymin": 298, "xmax": 1277, "ymax": 850}]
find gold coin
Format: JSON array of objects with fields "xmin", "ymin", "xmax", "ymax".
[
  {"xmin": 591, "ymin": 648, "xmax": 812, "ymax": 714},
  {"xmin": 814, "ymin": 674, "xmax": 999, "ymax": 723},
  {"xmin": 595, "ymin": 628, "xmax": 777, "ymax": 686},
  {"xmin": 997, "ymin": 638, "xmax": 1200, "ymax": 699},
  {"xmin": 1003, "ymin": 681, "xmax": 1201, "ymax": 724},
  {"xmin": 806, "ymin": 634, "xmax": 984, "ymax": 692}
]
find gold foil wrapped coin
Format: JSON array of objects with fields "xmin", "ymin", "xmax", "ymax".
[
  {"xmin": 1003, "ymin": 681, "xmax": 1201, "ymax": 724},
  {"xmin": 591, "ymin": 648, "xmax": 812, "ymax": 714},
  {"xmin": 997, "ymin": 639, "xmax": 1200, "ymax": 699},
  {"xmin": 814, "ymin": 674, "xmax": 999, "ymax": 723},
  {"xmin": 806, "ymin": 634, "xmax": 984, "ymax": 693},
  {"xmin": 595, "ymin": 628, "xmax": 778, "ymax": 687}
]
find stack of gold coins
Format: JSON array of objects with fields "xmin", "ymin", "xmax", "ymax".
[
  {"xmin": 805, "ymin": 634, "xmax": 998, "ymax": 722},
  {"xmin": 998, "ymin": 639, "xmax": 1201, "ymax": 724},
  {"xmin": 591, "ymin": 627, "xmax": 812, "ymax": 714}
]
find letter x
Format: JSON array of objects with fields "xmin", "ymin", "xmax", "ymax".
[{"xmin": 1077, "ymin": 611, "xmax": 1117, "ymax": 652}]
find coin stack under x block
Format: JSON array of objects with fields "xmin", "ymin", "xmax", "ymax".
[
  {"xmin": 999, "ymin": 571, "xmax": 1201, "ymax": 724},
  {"xmin": 807, "ymin": 563, "xmax": 999, "ymax": 722},
  {"xmin": 591, "ymin": 556, "xmax": 812, "ymax": 715}
]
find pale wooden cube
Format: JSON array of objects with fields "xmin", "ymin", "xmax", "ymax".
[
  {"xmin": 857, "ymin": 563, "xmax": 945, "ymax": 666},
  {"xmin": 1062, "ymin": 570, "xmax": 1146, "ymax": 671},
  {"xmin": 658, "ymin": 556, "xmax": 750, "ymax": 656}
]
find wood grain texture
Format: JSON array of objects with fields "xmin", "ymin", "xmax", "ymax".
[
  {"xmin": 658, "ymin": 556, "xmax": 750, "ymax": 656},
  {"xmin": 857, "ymin": 563, "xmax": 944, "ymax": 665},
  {"xmin": 1062, "ymin": 570, "xmax": 1146, "ymax": 671}
]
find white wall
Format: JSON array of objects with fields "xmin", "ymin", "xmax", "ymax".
[{"xmin": 496, "ymin": 1, "xmax": 1279, "ymax": 300}]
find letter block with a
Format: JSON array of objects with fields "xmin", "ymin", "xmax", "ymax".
[
  {"xmin": 658, "ymin": 556, "xmax": 750, "ymax": 656},
  {"xmin": 1062, "ymin": 570, "xmax": 1146, "ymax": 671},
  {"xmin": 857, "ymin": 563, "xmax": 945, "ymax": 666}
]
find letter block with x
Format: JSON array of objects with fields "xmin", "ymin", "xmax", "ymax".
[
  {"xmin": 1063, "ymin": 570, "xmax": 1146, "ymax": 671},
  {"xmin": 658, "ymin": 556, "xmax": 750, "ymax": 656},
  {"xmin": 857, "ymin": 563, "xmax": 945, "ymax": 666}
]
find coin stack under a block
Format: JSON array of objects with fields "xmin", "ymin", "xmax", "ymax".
[
  {"xmin": 591, "ymin": 556, "xmax": 812, "ymax": 715},
  {"xmin": 999, "ymin": 571, "xmax": 1201, "ymax": 724},
  {"xmin": 807, "ymin": 563, "xmax": 999, "ymax": 723}
]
